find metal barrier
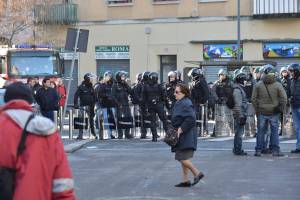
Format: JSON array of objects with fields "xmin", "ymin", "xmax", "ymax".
[
  {"xmin": 244, "ymin": 103, "xmax": 256, "ymax": 137},
  {"xmin": 282, "ymin": 106, "xmax": 295, "ymax": 138},
  {"xmin": 195, "ymin": 104, "xmax": 208, "ymax": 137},
  {"xmin": 214, "ymin": 104, "xmax": 233, "ymax": 137}
]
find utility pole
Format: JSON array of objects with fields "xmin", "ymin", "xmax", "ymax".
[{"xmin": 237, "ymin": 0, "xmax": 241, "ymax": 61}]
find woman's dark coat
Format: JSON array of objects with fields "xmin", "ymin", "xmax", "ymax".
[{"xmin": 171, "ymin": 97, "xmax": 197, "ymax": 152}]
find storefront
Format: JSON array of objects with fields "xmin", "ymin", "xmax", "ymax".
[{"xmin": 95, "ymin": 45, "xmax": 130, "ymax": 78}]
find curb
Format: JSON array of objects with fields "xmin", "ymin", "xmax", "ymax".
[{"xmin": 64, "ymin": 140, "xmax": 92, "ymax": 153}]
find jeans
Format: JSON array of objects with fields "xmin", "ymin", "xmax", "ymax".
[
  {"xmin": 256, "ymin": 114, "xmax": 280, "ymax": 152},
  {"xmin": 233, "ymin": 117, "xmax": 245, "ymax": 153},
  {"xmin": 292, "ymin": 107, "xmax": 300, "ymax": 149},
  {"xmin": 102, "ymin": 107, "xmax": 116, "ymax": 137},
  {"xmin": 41, "ymin": 110, "xmax": 54, "ymax": 121}
]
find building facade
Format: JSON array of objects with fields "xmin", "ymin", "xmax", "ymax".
[{"xmin": 37, "ymin": 0, "xmax": 300, "ymax": 85}]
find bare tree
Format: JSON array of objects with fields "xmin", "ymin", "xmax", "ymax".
[{"xmin": 0, "ymin": 0, "xmax": 61, "ymax": 46}]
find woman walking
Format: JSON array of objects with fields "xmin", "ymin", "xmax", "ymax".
[{"xmin": 172, "ymin": 83, "xmax": 204, "ymax": 187}]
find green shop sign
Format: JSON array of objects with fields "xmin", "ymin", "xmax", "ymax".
[{"xmin": 95, "ymin": 45, "xmax": 130, "ymax": 59}]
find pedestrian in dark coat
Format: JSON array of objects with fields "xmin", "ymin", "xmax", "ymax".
[
  {"xmin": 35, "ymin": 78, "xmax": 59, "ymax": 121},
  {"xmin": 171, "ymin": 83, "xmax": 204, "ymax": 187}
]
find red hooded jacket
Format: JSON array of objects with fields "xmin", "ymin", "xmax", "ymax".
[
  {"xmin": 56, "ymin": 85, "xmax": 67, "ymax": 107},
  {"xmin": 0, "ymin": 100, "xmax": 75, "ymax": 200}
]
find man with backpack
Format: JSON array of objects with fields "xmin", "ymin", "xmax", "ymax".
[{"xmin": 0, "ymin": 82, "xmax": 75, "ymax": 200}]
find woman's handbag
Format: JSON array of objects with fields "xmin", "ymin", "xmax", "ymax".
[{"xmin": 164, "ymin": 125, "xmax": 179, "ymax": 147}]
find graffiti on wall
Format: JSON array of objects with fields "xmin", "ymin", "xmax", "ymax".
[
  {"xmin": 263, "ymin": 43, "xmax": 300, "ymax": 58},
  {"xmin": 203, "ymin": 44, "xmax": 243, "ymax": 60}
]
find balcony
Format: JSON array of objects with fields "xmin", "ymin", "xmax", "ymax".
[
  {"xmin": 34, "ymin": 3, "xmax": 78, "ymax": 24},
  {"xmin": 253, "ymin": 0, "xmax": 300, "ymax": 18}
]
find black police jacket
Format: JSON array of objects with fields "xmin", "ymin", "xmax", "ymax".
[
  {"xmin": 142, "ymin": 83, "xmax": 166, "ymax": 108},
  {"xmin": 74, "ymin": 81, "xmax": 95, "ymax": 107},
  {"xmin": 97, "ymin": 82, "xmax": 119, "ymax": 108},
  {"xmin": 112, "ymin": 81, "xmax": 132, "ymax": 106},
  {"xmin": 213, "ymin": 79, "xmax": 234, "ymax": 103},
  {"xmin": 291, "ymin": 77, "xmax": 300, "ymax": 109},
  {"xmin": 191, "ymin": 77, "xmax": 209, "ymax": 105},
  {"xmin": 165, "ymin": 81, "xmax": 177, "ymax": 109},
  {"xmin": 131, "ymin": 82, "xmax": 143, "ymax": 105}
]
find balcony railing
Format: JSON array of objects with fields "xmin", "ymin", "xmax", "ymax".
[
  {"xmin": 34, "ymin": 3, "xmax": 78, "ymax": 24},
  {"xmin": 253, "ymin": 0, "xmax": 300, "ymax": 18}
]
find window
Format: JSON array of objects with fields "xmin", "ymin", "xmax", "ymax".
[
  {"xmin": 107, "ymin": 0, "xmax": 132, "ymax": 5},
  {"xmin": 153, "ymin": 0, "xmax": 178, "ymax": 2}
]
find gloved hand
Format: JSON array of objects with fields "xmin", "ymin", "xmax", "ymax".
[
  {"xmin": 239, "ymin": 116, "xmax": 247, "ymax": 126},
  {"xmin": 73, "ymin": 104, "xmax": 79, "ymax": 109}
]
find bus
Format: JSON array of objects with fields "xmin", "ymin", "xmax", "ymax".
[{"xmin": 0, "ymin": 45, "xmax": 64, "ymax": 88}]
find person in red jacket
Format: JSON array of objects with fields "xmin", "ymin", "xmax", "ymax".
[
  {"xmin": 0, "ymin": 82, "xmax": 76, "ymax": 200},
  {"xmin": 57, "ymin": 78, "xmax": 67, "ymax": 107}
]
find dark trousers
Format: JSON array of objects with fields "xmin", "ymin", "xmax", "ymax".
[
  {"xmin": 117, "ymin": 106, "xmax": 132, "ymax": 139},
  {"xmin": 41, "ymin": 110, "xmax": 54, "ymax": 121},
  {"xmin": 78, "ymin": 106, "xmax": 96, "ymax": 138},
  {"xmin": 148, "ymin": 104, "xmax": 169, "ymax": 138}
]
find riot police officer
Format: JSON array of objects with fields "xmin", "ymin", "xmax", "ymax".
[
  {"xmin": 112, "ymin": 71, "xmax": 133, "ymax": 139},
  {"xmin": 74, "ymin": 73, "xmax": 97, "ymax": 140},
  {"xmin": 240, "ymin": 66, "xmax": 255, "ymax": 101},
  {"xmin": 174, "ymin": 70, "xmax": 184, "ymax": 83},
  {"xmin": 96, "ymin": 71, "xmax": 119, "ymax": 139},
  {"xmin": 280, "ymin": 67, "xmax": 291, "ymax": 98},
  {"xmin": 165, "ymin": 71, "xmax": 177, "ymax": 114},
  {"xmin": 142, "ymin": 72, "xmax": 169, "ymax": 142},
  {"xmin": 188, "ymin": 68, "xmax": 209, "ymax": 136},
  {"xmin": 139, "ymin": 71, "xmax": 152, "ymax": 139},
  {"xmin": 213, "ymin": 68, "xmax": 234, "ymax": 105}
]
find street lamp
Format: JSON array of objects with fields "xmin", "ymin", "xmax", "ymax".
[{"xmin": 237, "ymin": 0, "xmax": 241, "ymax": 61}]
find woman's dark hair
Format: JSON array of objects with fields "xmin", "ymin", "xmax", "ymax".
[{"xmin": 176, "ymin": 83, "xmax": 190, "ymax": 98}]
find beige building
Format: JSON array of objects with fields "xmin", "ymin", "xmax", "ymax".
[{"xmin": 36, "ymin": 0, "xmax": 300, "ymax": 87}]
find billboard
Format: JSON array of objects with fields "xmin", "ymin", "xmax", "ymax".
[
  {"xmin": 263, "ymin": 43, "xmax": 300, "ymax": 58},
  {"xmin": 203, "ymin": 44, "xmax": 242, "ymax": 60}
]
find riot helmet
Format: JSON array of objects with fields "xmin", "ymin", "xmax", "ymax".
[
  {"xmin": 188, "ymin": 68, "xmax": 203, "ymax": 81},
  {"xmin": 149, "ymin": 72, "xmax": 159, "ymax": 84},
  {"xmin": 142, "ymin": 71, "xmax": 151, "ymax": 82},
  {"xmin": 287, "ymin": 63, "xmax": 300, "ymax": 78},
  {"xmin": 84, "ymin": 73, "xmax": 93, "ymax": 82},
  {"xmin": 174, "ymin": 70, "xmax": 182, "ymax": 81},
  {"xmin": 263, "ymin": 64, "xmax": 276, "ymax": 74},
  {"xmin": 136, "ymin": 73, "xmax": 142, "ymax": 83},
  {"xmin": 103, "ymin": 71, "xmax": 113, "ymax": 82},
  {"xmin": 234, "ymin": 72, "xmax": 247, "ymax": 85},
  {"xmin": 218, "ymin": 68, "xmax": 228, "ymax": 77},
  {"xmin": 168, "ymin": 71, "xmax": 177, "ymax": 82},
  {"xmin": 115, "ymin": 71, "xmax": 127, "ymax": 82}
]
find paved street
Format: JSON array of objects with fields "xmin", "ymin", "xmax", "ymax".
[{"xmin": 67, "ymin": 137, "xmax": 300, "ymax": 200}]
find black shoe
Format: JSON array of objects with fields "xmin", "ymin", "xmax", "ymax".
[
  {"xmin": 234, "ymin": 151, "xmax": 247, "ymax": 156},
  {"xmin": 152, "ymin": 137, "xmax": 158, "ymax": 142},
  {"xmin": 76, "ymin": 136, "xmax": 83, "ymax": 140},
  {"xmin": 291, "ymin": 149, "xmax": 300, "ymax": 153},
  {"xmin": 192, "ymin": 173, "xmax": 204, "ymax": 186},
  {"xmin": 254, "ymin": 151, "xmax": 261, "ymax": 157},
  {"xmin": 125, "ymin": 134, "xmax": 134, "ymax": 139},
  {"xmin": 272, "ymin": 151, "xmax": 284, "ymax": 157},
  {"xmin": 175, "ymin": 181, "xmax": 191, "ymax": 187},
  {"xmin": 261, "ymin": 149, "xmax": 272, "ymax": 154},
  {"xmin": 111, "ymin": 135, "xmax": 116, "ymax": 139},
  {"xmin": 140, "ymin": 136, "xmax": 147, "ymax": 139}
]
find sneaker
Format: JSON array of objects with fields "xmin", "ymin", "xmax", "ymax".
[
  {"xmin": 272, "ymin": 151, "xmax": 284, "ymax": 157},
  {"xmin": 254, "ymin": 151, "xmax": 261, "ymax": 157},
  {"xmin": 192, "ymin": 173, "xmax": 204, "ymax": 186},
  {"xmin": 175, "ymin": 181, "xmax": 191, "ymax": 187},
  {"xmin": 291, "ymin": 149, "xmax": 300, "ymax": 153}
]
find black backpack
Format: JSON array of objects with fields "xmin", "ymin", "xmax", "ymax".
[
  {"xmin": 226, "ymin": 91, "xmax": 235, "ymax": 109},
  {"xmin": 0, "ymin": 114, "xmax": 35, "ymax": 200}
]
